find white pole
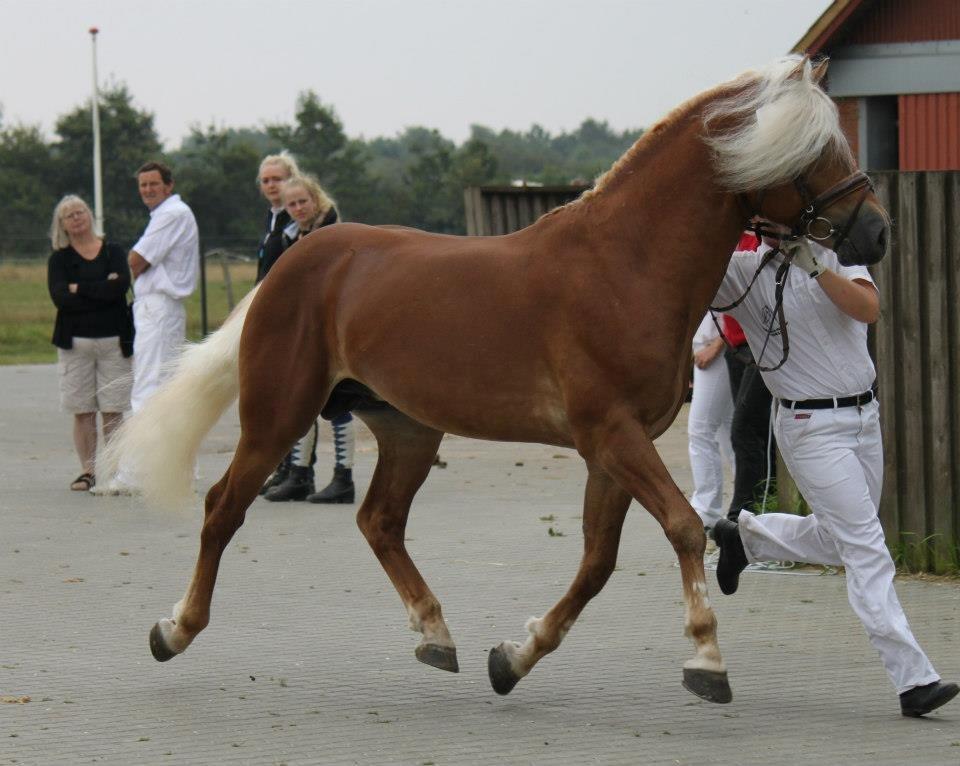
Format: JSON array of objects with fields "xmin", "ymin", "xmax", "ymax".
[{"xmin": 89, "ymin": 26, "xmax": 104, "ymax": 236}]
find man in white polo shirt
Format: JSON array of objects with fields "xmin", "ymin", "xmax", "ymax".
[
  {"xmin": 127, "ymin": 160, "xmax": 199, "ymax": 412},
  {"xmin": 93, "ymin": 161, "xmax": 198, "ymax": 496},
  {"xmin": 708, "ymin": 226, "xmax": 957, "ymax": 718}
]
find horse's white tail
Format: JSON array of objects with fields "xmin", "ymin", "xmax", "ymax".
[{"xmin": 98, "ymin": 286, "xmax": 260, "ymax": 511}]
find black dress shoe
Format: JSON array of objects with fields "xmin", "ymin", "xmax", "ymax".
[
  {"xmin": 710, "ymin": 518, "xmax": 748, "ymax": 595},
  {"xmin": 899, "ymin": 680, "xmax": 959, "ymax": 717}
]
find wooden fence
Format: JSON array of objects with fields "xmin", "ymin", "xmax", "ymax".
[
  {"xmin": 869, "ymin": 171, "xmax": 960, "ymax": 571},
  {"xmin": 464, "ymin": 185, "xmax": 589, "ymax": 236}
]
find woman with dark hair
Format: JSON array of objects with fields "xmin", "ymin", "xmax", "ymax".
[{"xmin": 47, "ymin": 195, "xmax": 133, "ymax": 491}]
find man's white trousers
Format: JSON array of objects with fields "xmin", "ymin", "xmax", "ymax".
[
  {"xmin": 131, "ymin": 293, "xmax": 186, "ymax": 413},
  {"xmin": 737, "ymin": 400, "xmax": 938, "ymax": 693}
]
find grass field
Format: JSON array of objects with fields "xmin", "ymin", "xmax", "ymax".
[{"xmin": 0, "ymin": 261, "xmax": 257, "ymax": 365}]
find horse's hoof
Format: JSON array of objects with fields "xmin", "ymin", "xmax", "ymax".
[
  {"xmin": 415, "ymin": 643, "xmax": 459, "ymax": 673},
  {"xmin": 682, "ymin": 667, "xmax": 732, "ymax": 703},
  {"xmin": 487, "ymin": 645, "xmax": 521, "ymax": 695},
  {"xmin": 149, "ymin": 622, "xmax": 178, "ymax": 662}
]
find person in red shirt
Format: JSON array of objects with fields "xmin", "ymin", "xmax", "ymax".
[{"xmin": 722, "ymin": 233, "xmax": 776, "ymax": 520}]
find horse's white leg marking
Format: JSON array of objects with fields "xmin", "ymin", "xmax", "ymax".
[
  {"xmin": 407, "ymin": 603, "xmax": 456, "ymax": 650},
  {"xmin": 495, "ymin": 615, "xmax": 573, "ymax": 678},
  {"xmin": 155, "ymin": 596, "xmax": 195, "ymax": 655},
  {"xmin": 681, "ymin": 579, "xmax": 725, "ymax": 673}
]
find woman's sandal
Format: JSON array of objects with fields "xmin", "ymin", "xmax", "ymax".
[{"xmin": 70, "ymin": 473, "xmax": 95, "ymax": 491}]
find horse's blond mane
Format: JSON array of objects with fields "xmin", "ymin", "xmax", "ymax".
[
  {"xmin": 702, "ymin": 56, "xmax": 854, "ymax": 191},
  {"xmin": 568, "ymin": 56, "xmax": 853, "ymax": 210}
]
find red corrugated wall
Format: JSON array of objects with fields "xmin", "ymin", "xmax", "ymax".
[
  {"xmin": 835, "ymin": 97, "xmax": 860, "ymax": 160},
  {"xmin": 899, "ymin": 93, "xmax": 960, "ymax": 171},
  {"xmin": 844, "ymin": 0, "xmax": 960, "ymax": 43}
]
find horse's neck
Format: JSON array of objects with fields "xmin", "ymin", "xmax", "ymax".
[{"xmin": 580, "ymin": 108, "xmax": 745, "ymax": 301}]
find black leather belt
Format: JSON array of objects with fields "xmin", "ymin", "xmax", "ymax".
[{"xmin": 780, "ymin": 389, "xmax": 876, "ymax": 410}]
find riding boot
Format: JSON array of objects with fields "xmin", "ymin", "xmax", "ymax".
[
  {"xmin": 264, "ymin": 465, "xmax": 315, "ymax": 502},
  {"xmin": 307, "ymin": 466, "xmax": 355, "ymax": 504},
  {"xmin": 259, "ymin": 455, "xmax": 291, "ymax": 496}
]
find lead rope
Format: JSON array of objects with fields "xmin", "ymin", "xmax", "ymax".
[{"xmin": 708, "ymin": 245, "xmax": 793, "ymax": 372}]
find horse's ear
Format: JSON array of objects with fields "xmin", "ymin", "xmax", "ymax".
[
  {"xmin": 789, "ymin": 55, "xmax": 809, "ymax": 80},
  {"xmin": 811, "ymin": 57, "xmax": 829, "ymax": 84}
]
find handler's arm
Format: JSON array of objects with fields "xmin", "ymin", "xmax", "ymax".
[
  {"xmin": 814, "ymin": 271, "xmax": 879, "ymax": 324},
  {"xmin": 787, "ymin": 239, "xmax": 880, "ymax": 324}
]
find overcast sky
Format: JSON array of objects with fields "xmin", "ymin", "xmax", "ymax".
[{"xmin": 1, "ymin": 0, "xmax": 833, "ymax": 149}]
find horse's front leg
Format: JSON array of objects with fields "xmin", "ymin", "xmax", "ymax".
[
  {"xmin": 487, "ymin": 415, "xmax": 730, "ymax": 703},
  {"xmin": 488, "ymin": 461, "xmax": 631, "ymax": 694},
  {"xmin": 596, "ymin": 415, "xmax": 730, "ymax": 703},
  {"xmin": 149, "ymin": 438, "xmax": 278, "ymax": 661}
]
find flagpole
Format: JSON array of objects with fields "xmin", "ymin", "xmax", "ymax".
[{"xmin": 89, "ymin": 26, "xmax": 104, "ymax": 236}]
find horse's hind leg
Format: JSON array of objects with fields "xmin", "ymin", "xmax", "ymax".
[
  {"xmin": 149, "ymin": 434, "xmax": 290, "ymax": 661},
  {"xmin": 353, "ymin": 408, "xmax": 455, "ymax": 671},
  {"xmin": 487, "ymin": 462, "xmax": 631, "ymax": 694}
]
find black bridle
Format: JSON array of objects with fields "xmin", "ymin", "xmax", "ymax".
[{"xmin": 709, "ymin": 170, "xmax": 874, "ymax": 372}]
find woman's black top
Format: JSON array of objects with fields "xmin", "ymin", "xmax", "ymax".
[
  {"xmin": 47, "ymin": 242, "xmax": 134, "ymax": 357},
  {"xmin": 256, "ymin": 209, "xmax": 293, "ymax": 283},
  {"xmin": 281, "ymin": 206, "xmax": 339, "ymax": 249}
]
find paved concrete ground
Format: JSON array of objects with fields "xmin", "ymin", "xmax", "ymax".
[{"xmin": 1, "ymin": 364, "xmax": 958, "ymax": 766}]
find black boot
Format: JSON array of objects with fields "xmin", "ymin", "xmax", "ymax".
[
  {"xmin": 711, "ymin": 518, "xmax": 748, "ymax": 595},
  {"xmin": 307, "ymin": 466, "xmax": 355, "ymax": 504},
  {"xmin": 900, "ymin": 681, "xmax": 959, "ymax": 717},
  {"xmin": 259, "ymin": 456, "xmax": 290, "ymax": 496},
  {"xmin": 264, "ymin": 465, "xmax": 315, "ymax": 502}
]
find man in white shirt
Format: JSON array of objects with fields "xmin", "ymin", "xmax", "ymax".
[
  {"xmin": 127, "ymin": 161, "xmax": 199, "ymax": 412},
  {"xmin": 709, "ymin": 229, "xmax": 957, "ymax": 718}
]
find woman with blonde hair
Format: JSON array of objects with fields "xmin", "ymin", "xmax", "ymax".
[
  {"xmin": 255, "ymin": 150, "xmax": 301, "ymax": 283},
  {"xmin": 47, "ymin": 195, "xmax": 134, "ymax": 491},
  {"xmin": 261, "ymin": 173, "xmax": 355, "ymax": 504}
]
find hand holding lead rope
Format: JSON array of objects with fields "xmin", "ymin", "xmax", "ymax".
[{"xmin": 782, "ymin": 237, "xmax": 824, "ymax": 279}]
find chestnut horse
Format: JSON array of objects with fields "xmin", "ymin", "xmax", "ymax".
[{"xmin": 102, "ymin": 56, "xmax": 888, "ymax": 705}]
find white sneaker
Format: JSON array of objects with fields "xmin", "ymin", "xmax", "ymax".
[{"xmin": 89, "ymin": 476, "xmax": 140, "ymax": 496}]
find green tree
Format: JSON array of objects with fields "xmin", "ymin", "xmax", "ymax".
[
  {"xmin": 0, "ymin": 124, "xmax": 58, "ymax": 257},
  {"xmin": 170, "ymin": 125, "xmax": 267, "ymax": 247},
  {"xmin": 266, "ymin": 91, "xmax": 379, "ymax": 222},
  {"xmin": 53, "ymin": 83, "xmax": 163, "ymax": 243}
]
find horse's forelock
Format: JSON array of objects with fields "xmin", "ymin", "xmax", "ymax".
[{"xmin": 702, "ymin": 56, "xmax": 854, "ymax": 193}]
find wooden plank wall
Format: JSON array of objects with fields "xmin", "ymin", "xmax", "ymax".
[
  {"xmin": 464, "ymin": 185, "xmax": 590, "ymax": 236},
  {"xmin": 870, "ymin": 171, "xmax": 959, "ymax": 571}
]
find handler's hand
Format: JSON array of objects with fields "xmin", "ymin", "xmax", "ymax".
[
  {"xmin": 693, "ymin": 337, "xmax": 724, "ymax": 369},
  {"xmin": 784, "ymin": 238, "xmax": 825, "ymax": 278}
]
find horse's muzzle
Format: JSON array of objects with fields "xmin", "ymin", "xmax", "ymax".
[{"xmin": 835, "ymin": 208, "xmax": 889, "ymax": 266}]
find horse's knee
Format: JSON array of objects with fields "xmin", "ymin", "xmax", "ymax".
[{"xmin": 664, "ymin": 507, "xmax": 706, "ymax": 556}]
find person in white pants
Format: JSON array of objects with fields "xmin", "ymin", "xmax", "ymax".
[
  {"xmin": 688, "ymin": 313, "xmax": 734, "ymax": 529},
  {"xmin": 709, "ymin": 232, "xmax": 957, "ymax": 718},
  {"xmin": 93, "ymin": 161, "xmax": 198, "ymax": 495}
]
